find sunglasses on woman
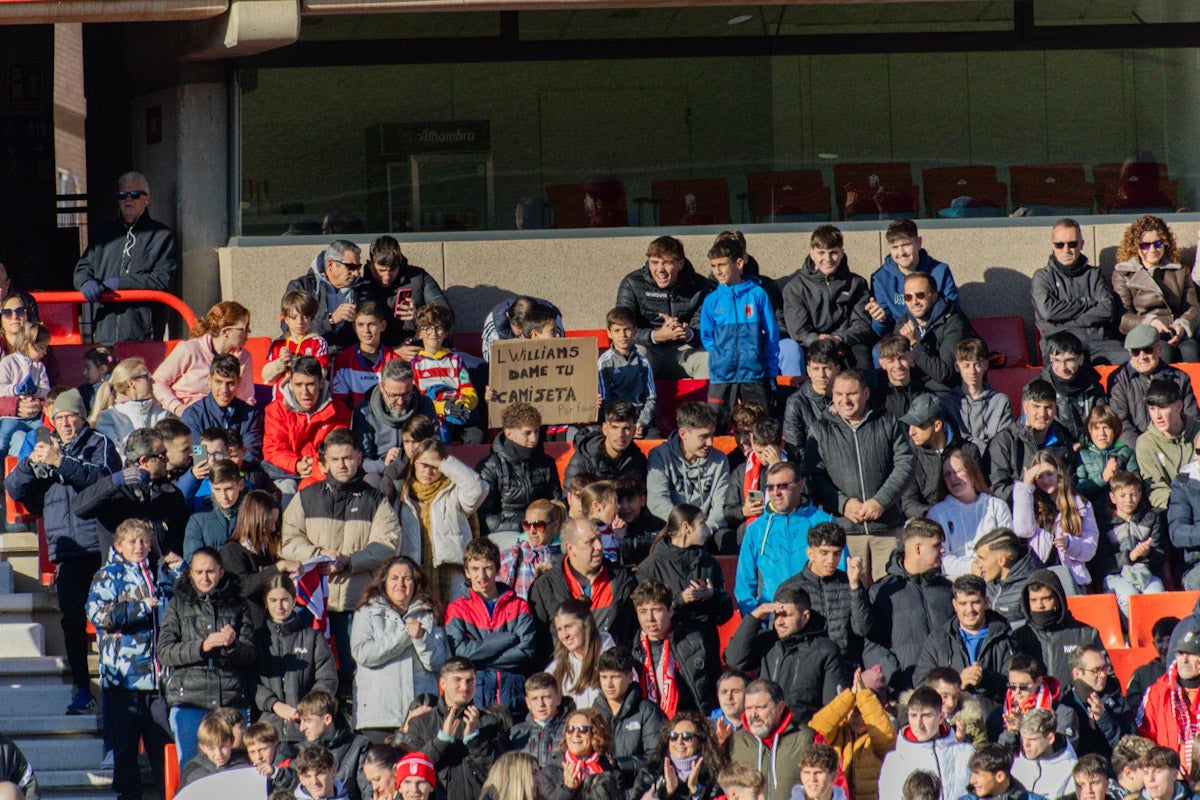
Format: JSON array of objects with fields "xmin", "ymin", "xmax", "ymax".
[
  {"xmin": 667, "ymin": 732, "xmax": 698, "ymax": 742},
  {"xmin": 0, "ymin": 307, "xmax": 27, "ymax": 319},
  {"xmin": 1139, "ymin": 239, "xmax": 1165, "ymax": 251},
  {"xmin": 522, "ymin": 519, "xmax": 549, "ymax": 532},
  {"xmin": 565, "ymin": 725, "xmax": 592, "ymax": 734}
]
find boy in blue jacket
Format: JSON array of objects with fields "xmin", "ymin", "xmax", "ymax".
[
  {"xmin": 867, "ymin": 218, "xmax": 960, "ymax": 337},
  {"xmin": 700, "ymin": 235, "xmax": 779, "ymax": 420},
  {"xmin": 86, "ymin": 518, "xmax": 171, "ymax": 800}
]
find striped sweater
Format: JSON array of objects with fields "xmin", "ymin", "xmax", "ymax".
[{"xmin": 411, "ymin": 348, "xmax": 479, "ymax": 416}]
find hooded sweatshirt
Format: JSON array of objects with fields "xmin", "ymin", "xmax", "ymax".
[
  {"xmin": 735, "ymin": 500, "xmax": 836, "ymax": 616},
  {"xmin": 646, "ymin": 432, "xmax": 730, "ymax": 533},
  {"xmin": 877, "ymin": 725, "xmax": 973, "ymax": 800},
  {"xmin": 263, "ymin": 380, "xmax": 352, "ymax": 486},
  {"xmin": 1012, "ymin": 569, "xmax": 1104, "ymax": 686},
  {"xmin": 699, "ymin": 277, "xmax": 780, "ymax": 384},
  {"xmin": 783, "ymin": 256, "xmax": 874, "ymax": 348},
  {"xmin": 869, "ymin": 249, "xmax": 961, "ymax": 334},
  {"xmin": 282, "ymin": 249, "xmax": 369, "ymax": 350},
  {"xmin": 1011, "ymin": 738, "xmax": 1078, "ymax": 800}
]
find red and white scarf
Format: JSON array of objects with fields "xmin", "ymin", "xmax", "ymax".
[
  {"xmin": 565, "ymin": 749, "xmax": 604, "ymax": 777},
  {"xmin": 1169, "ymin": 662, "xmax": 1200, "ymax": 769},
  {"xmin": 640, "ymin": 631, "xmax": 678, "ymax": 719},
  {"xmin": 1003, "ymin": 676, "xmax": 1059, "ymax": 716}
]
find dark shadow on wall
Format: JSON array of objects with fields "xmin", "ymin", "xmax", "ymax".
[
  {"xmin": 444, "ymin": 284, "xmax": 517, "ymax": 333},
  {"xmin": 957, "ymin": 266, "xmax": 1036, "ymax": 359}
]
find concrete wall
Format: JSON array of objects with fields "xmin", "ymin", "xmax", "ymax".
[{"xmin": 218, "ymin": 215, "xmax": 1200, "ymax": 342}]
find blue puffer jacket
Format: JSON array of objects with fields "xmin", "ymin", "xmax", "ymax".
[
  {"xmin": 734, "ymin": 501, "xmax": 836, "ymax": 616},
  {"xmin": 86, "ymin": 549, "xmax": 162, "ymax": 691},
  {"xmin": 699, "ymin": 278, "xmax": 780, "ymax": 384},
  {"xmin": 869, "ymin": 249, "xmax": 960, "ymax": 335},
  {"xmin": 4, "ymin": 425, "xmax": 121, "ymax": 562}
]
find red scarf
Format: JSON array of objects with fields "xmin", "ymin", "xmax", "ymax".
[
  {"xmin": 743, "ymin": 452, "xmax": 764, "ymax": 526},
  {"xmin": 1004, "ymin": 676, "xmax": 1059, "ymax": 716},
  {"xmin": 1169, "ymin": 663, "xmax": 1200, "ymax": 769},
  {"xmin": 565, "ymin": 749, "xmax": 603, "ymax": 777},
  {"xmin": 640, "ymin": 631, "xmax": 678, "ymax": 719},
  {"xmin": 563, "ymin": 560, "xmax": 613, "ymax": 611}
]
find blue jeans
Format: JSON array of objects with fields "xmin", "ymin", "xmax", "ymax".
[{"xmin": 0, "ymin": 417, "xmax": 36, "ymax": 457}]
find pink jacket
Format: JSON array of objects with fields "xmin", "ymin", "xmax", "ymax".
[
  {"xmin": 151, "ymin": 334, "xmax": 255, "ymax": 415},
  {"xmin": 1012, "ymin": 481, "xmax": 1098, "ymax": 588}
]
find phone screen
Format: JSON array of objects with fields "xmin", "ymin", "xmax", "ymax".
[{"xmin": 395, "ymin": 288, "xmax": 414, "ymax": 315}]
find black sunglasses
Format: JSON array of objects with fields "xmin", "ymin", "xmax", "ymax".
[
  {"xmin": 117, "ymin": 190, "xmax": 147, "ymax": 200},
  {"xmin": 1052, "ymin": 240, "xmax": 1080, "ymax": 250}
]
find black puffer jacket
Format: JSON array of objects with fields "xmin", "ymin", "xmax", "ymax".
[
  {"xmin": 1011, "ymin": 569, "xmax": 1103, "ymax": 686},
  {"xmin": 725, "ymin": 610, "xmax": 847, "ymax": 721},
  {"xmin": 783, "ymin": 380, "xmax": 830, "ymax": 454},
  {"xmin": 364, "ymin": 263, "xmax": 449, "ymax": 347},
  {"xmin": 637, "ymin": 539, "xmax": 733, "ymax": 630},
  {"xmin": 894, "ymin": 298, "xmax": 979, "ymax": 392},
  {"xmin": 312, "ymin": 721, "xmax": 373, "ymax": 800},
  {"xmin": 254, "ymin": 613, "xmax": 338, "ymax": 742},
  {"xmin": 563, "ymin": 428, "xmax": 648, "ymax": 487},
  {"xmin": 782, "ymin": 257, "xmax": 874, "ymax": 348},
  {"xmin": 1039, "ymin": 363, "xmax": 1107, "ymax": 443},
  {"xmin": 986, "ymin": 546, "xmax": 1045, "ymax": 626},
  {"xmin": 1107, "ymin": 360, "xmax": 1200, "ymax": 449},
  {"xmin": 615, "ymin": 260, "xmax": 714, "ymax": 350},
  {"xmin": 158, "ymin": 574, "xmax": 255, "ymax": 709},
  {"xmin": 914, "ymin": 610, "xmax": 1015, "ymax": 705},
  {"xmin": 865, "ymin": 548, "xmax": 955, "ymax": 692},
  {"xmin": 984, "ymin": 421, "xmax": 1076, "ymax": 504},
  {"xmin": 409, "ymin": 699, "xmax": 509, "ymax": 800},
  {"xmin": 780, "ymin": 566, "xmax": 870, "ymax": 663},
  {"xmin": 527, "ymin": 558, "xmax": 638, "ymax": 661},
  {"xmin": 806, "ymin": 407, "xmax": 915, "ymax": 535},
  {"xmin": 901, "ymin": 430, "xmax": 977, "ymax": 520},
  {"xmin": 593, "ymin": 684, "xmax": 666, "ymax": 787},
  {"xmin": 476, "ymin": 433, "xmax": 563, "ymax": 535}
]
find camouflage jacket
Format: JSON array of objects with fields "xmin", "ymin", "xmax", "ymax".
[{"xmin": 86, "ymin": 550, "xmax": 160, "ymax": 691}]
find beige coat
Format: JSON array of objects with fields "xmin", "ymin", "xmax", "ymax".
[{"xmin": 1113, "ymin": 258, "xmax": 1200, "ymax": 336}]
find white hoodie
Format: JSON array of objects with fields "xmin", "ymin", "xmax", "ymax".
[
  {"xmin": 878, "ymin": 726, "xmax": 973, "ymax": 800},
  {"xmin": 1011, "ymin": 740, "xmax": 1078, "ymax": 800},
  {"xmin": 928, "ymin": 493, "xmax": 1014, "ymax": 577}
]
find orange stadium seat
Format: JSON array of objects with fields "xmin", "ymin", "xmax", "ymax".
[
  {"xmin": 164, "ymin": 743, "xmax": 180, "ymax": 800},
  {"xmin": 1129, "ymin": 591, "xmax": 1200, "ymax": 648},
  {"xmin": 1066, "ymin": 594, "xmax": 1124, "ymax": 650},
  {"xmin": 242, "ymin": 336, "xmax": 274, "ymax": 383},
  {"xmin": 1110, "ymin": 646, "xmax": 1158, "ymax": 695}
]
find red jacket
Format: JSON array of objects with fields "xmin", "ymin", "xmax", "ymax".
[
  {"xmin": 1137, "ymin": 663, "xmax": 1200, "ymax": 762},
  {"xmin": 263, "ymin": 384, "xmax": 351, "ymax": 489}
]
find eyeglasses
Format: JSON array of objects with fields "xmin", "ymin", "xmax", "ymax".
[
  {"xmin": 0, "ymin": 307, "xmax": 27, "ymax": 319},
  {"xmin": 1079, "ymin": 665, "xmax": 1111, "ymax": 676},
  {"xmin": 332, "ymin": 260, "xmax": 362, "ymax": 271},
  {"xmin": 667, "ymin": 732, "xmax": 698, "ymax": 742},
  {"xmin": 766, "ymin": 481, "xmax": 796, "ymax": 491},
  {"xmin": 1130, "ymin": 346, "xmax": 1157, "ymax": 357},
  {"xmin": 1007, "ymin": 682, "xmax": 1035, "ymax": 693},
  {"xmin": 419, "ymin": 325, "xmax": 448, "ymax": 334},
  {"xmin": 1048, "ymin": 355, "xmax": 1081, "ymax": 366},
  {"xmin": 903, "ymin": 291, "xmax": 930, "ymax": 302},
  {"xmin": 146, "ymin": 452, "xmax": 168, "ymax": 462},
  {"xmin": 117, "ymin": 190, "xmax": 147, "ymax": 200},
  {"xmin": 565, "ymin": 725, "xmax": 593, "ymax": 734},
  {"xmin": 379, "ymin": 387, "xmax": 414, "ymax": 405},
  {"xmin": 1052, "ymin": 240, "xmax": 1080, "ymax": 250},
  {"xmin": 523, "ymin": 520, "xmax": 549, "ymax": 532},
  {"xmin": 1139, "ymin": 239, "xmax": 1166, "ymax": 251},
  {"xmin": 224, "ymin": 325, "xmax": 250, "ymax": 335}
]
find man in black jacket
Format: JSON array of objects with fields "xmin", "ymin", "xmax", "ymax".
[
  {"xmin": 807, "ymin": 369, "xmax": 915, "ymax": 582},
  {"xmin": 71, "ymin": 427, "xmax": 187, "ymax": 568},
  {"xmin": 899, "ymin": 394, "xmax": 979, "ymax": 519},
  {"xmin": 562, "ymin": 402, "xmax": 648, "ymax": 487},
  {"xmin": 1059, "ymin": 644, "xmax": 1128, "ymax": 759},
  {"xmin": 284, "ymin": 240, "xmax": 370, "ymax": 352},
  {"xmin": 593, "ymin": 647, "xmax": 666, "ymax": 788},
  {"xmin": 295, "ymin": 689, "xmax": 372, "ymax": 800},
  {"xmin": 782, "ymin": 338, "xmax": 844, "ymax": 454},
  {"xmin": 1108, "ymin": 326, "xmax": 1200, "ymax": 449},
  {"xmin": 73, "ymin": 171, "xmax": 178, "ymax": 343},
  {"xmin": 1012, "ymin": 569, "xmax": 1104, "ymax": 687},
  {"xmin": 527, "ymin": 518, "xmax": 638, "ymax": 659},
  {"xmin": 630, "ymin": 581, "xmax": 718, "ymax": 717},
  {"xmin": 985, "ymin": 379, "xmax": 1076, "ymax": 503},
  {"xmin": 614, "ymin": 235, "xmax": 713, "ymax": 379},
  {"xmin": 407, "ymin": 659, "xmax": 509, "ymax": 800},
  {"xmin": 1032, "ymin": 219, "xmax": 1127, "ymax": 366},
  {"xmin": 725, "ymin": 584, "xmax": 846, "ymax": 722},
  {"xmin": 1039, "ymin": 332, "xmax": 1109, "ymax": 444},
  {"xmin": 894, "ymin": 271, "xmax": 978, "ymax": 393},
  {"xmin": 914, "ymin": 574, "xmax": 1015, "ymax": 705},
  {"xmin": 973, "ymin": 528, "xmax": 1046, "ymax": 627},
  {"xmin": 864, "ymin": 518, "xmax": 954, "ymax": 693},
  {"xmin": 779, "ymin": 522, "xmax": 870, "ymax": 663}
]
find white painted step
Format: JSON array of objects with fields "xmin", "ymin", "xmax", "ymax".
[
  {"xmin": 0, "ymin": 655, "xmax": 70, "ymax": 685},
  {"xmin": 36, "ymin": 768, "xmax": 113, "ymax": 790},
  {"xmin": 16, "ymin": 738, "xmax": 103, "ymax": 771},
  {"xmin": 0, "ymin": 683, "xmax": 74, "ymax": 714},
  {"xmin": 0, "ymin": 622, "xmax": 44, "ymax": 657}
]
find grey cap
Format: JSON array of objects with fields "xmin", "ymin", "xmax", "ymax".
[
  {"xmin": 899, "ymin": 394, "xmax": 943, "ymax": 427},
  {"xmin": 1178, "ymin": 625, "xmax": 1200, "ymax": 655},
  {"xmin": 1124, "ymin": 324, "xmax": 1159, "ymax": 351}
]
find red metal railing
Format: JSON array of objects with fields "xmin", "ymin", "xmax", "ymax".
[{"xmin": 31, "ymin": 289, "xmax": 199, "ymax": 332}]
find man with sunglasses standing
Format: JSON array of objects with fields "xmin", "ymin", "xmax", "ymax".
[
  {"xmin": 893, "ymin": 272, "xmax": 978, "ymax": 393},
  {"xmin": 74, "ymin": 172, "xmax": 178, "ymax": 343},
  {"xmin": 285, "ymin": 239, "xmax": 369, "ymax": 353},
  {"xmin": 1032, "ymin": 218, "xmax": 1128, "ymax": 366}
]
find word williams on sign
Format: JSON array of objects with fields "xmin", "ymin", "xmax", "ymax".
[{"xmin": 488, "ymin": 338, "xmax": 599, "ymax": 428}]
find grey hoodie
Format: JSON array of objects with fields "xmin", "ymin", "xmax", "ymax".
[{"xmin": 646, "ymin": 432, "xmax": 730, "ymax": 532}]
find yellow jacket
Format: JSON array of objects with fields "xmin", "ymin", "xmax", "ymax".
[{"xmin": 808, "ymin": 688, "xmax": 897, "ymax": 800}]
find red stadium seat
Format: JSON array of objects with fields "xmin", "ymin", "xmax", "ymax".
[
  {"xmin": 43, "ymin": 343, "xmax": 94, "ymax": 388},
  {"xmin": 1110, "ymin": 646, "xmax": 1158, "ymax": 695},
  {"xmin": 745, "ymin": 171, "xmax": 832, "ymax": 221},
  {"xmin": 564, "ymin": 329, "xmax": 611, "ymax": 350},
  {"xmin": 39, "ymin": 303, "xmax": 83, "ymax": 345},
  {"xmin": 453, "ymin": 333, "xmax": 484, "ymax": 359},
  {"xmin": 447, "ymin": 444, "xmax": 492, "ymax": 470},
  {"xmin": 1009, "ymin": 164, "xmax": 1095, "ymax": 212},
  {"xmin": 1129, "ymin": 591, "xmax": 1200, "ymax": 648},
  {"xmin": 653, "ymin": 379, "xmax": 709, "ymax": 434},
  {"xmin": 651, "ymin": 179, "xmax": 731, "ymax": 227},
  {"xmin": 1066, "ymin": 594, "xmax": 1124, "ymax": 650},
  {"xmin": 922, "ymin": 166, "xmax": 1008, "ymax": 217},
  {"xmin": 115, "ymin": 340, "xmax": 180, "ymax": 375},
  {"xmin": 972, "ymin": 316, "xmax": 1030, "ymax": 368},
  {"xmin": 164, "ymin": 743, "xmax": 180, "ymax": 800},
  {"xmin": 988, "ymin": 367, "xmax": 1037, "ymax": 417}
]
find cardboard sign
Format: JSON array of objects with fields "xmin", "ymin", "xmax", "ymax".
[{"xmin": 488, "ymin": 338, "xmax": 598, "ymax": 428}]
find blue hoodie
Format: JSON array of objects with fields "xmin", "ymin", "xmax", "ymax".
[
  {"xmin": 735, "ymin": 501, "xmax": 842, "ymax": 616},
  {"xmin": 699, "ymin": 277, "xmax": 780, "ymax": 384},
  {"xmin": 869, "ymin": 249, "xmax": 960, "ymax": 335}
]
